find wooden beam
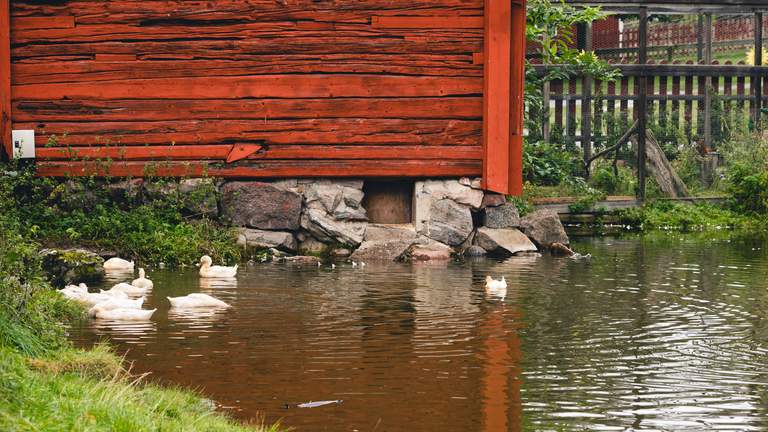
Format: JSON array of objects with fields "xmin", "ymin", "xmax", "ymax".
[
  {"xmin": 754, "ymin": 12, "xmax": 763, "ymax": 128},
  {"xmin": 35, "ymin": 145, "xmax": 483, "ymax": 161},
  {"xmin": 35, "ymin": 160, "xmax": 483, "ymax": 179},
  {"xmin": 371, "ymin": 16, "xmax": 483, "ymax": 29},
  {"xmin": 482, "ymin": 0, "xmax": 512, "ymax": 194},
  {"xmin": 509, "ymin": 0, "xmax": 526, "ymax": 196},
  {"xmin": 12, "ymin": 16, "xmax": 74, "ymax": 30},
  {"xmin": 637, "ymin": 8, "xmax": 649, "ymax": 201},
  {"xmin": 12, "ymin": 75, "xmax": 482, "ymax": 100},
  {"xmin": 581, "ymin": 20, "xmax": 593, "ymax": 177},
  {"xmin": 704, "ymin": 13, "xmax": 713, "ymax": 150},
  {"xmin": 0, "ymin": 0, "xmax": 10, "ymax": 160}
]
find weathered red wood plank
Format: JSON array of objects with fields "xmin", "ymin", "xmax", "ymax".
[
  {"xmin": 94, "ymin": 54, "xmax": 137, "ymax": 62},
  {"xmin": 0, "ymin": 0, "xmax": 10, "ymax": 159},
  {"xmin": 372, "ymin": 16, "xmax": 483, "ymax": 29},
  {"xmin": 12, "ymin": 55, "xmax": 482, "ymax": 84},
  {"xmin": 35, "ymin": 159, "xmax": 483, "ymax": 179},
  {"xmin": 36, "ymin": 145, "xmax": 483, "ymax": 161},
  {"xmin": 19, "ymin": 119, "xmax": 482, "ymax": 147},
  {"xmin": 482, "ymin": 0, "xmax": 511, "ymax": 193},
  {"xmin": 11, "ymin": 37, "xmax": 482, "ymax": 59},
  {"xmin": 12, "ymin": 15, "xmax": 74, "ymax": 30},
  {"xmin": 12, "ymin": 75, "xmax": 482, "ymax": 100},
  {"xmin": 12, "ymin": 97, "xmax": 482, "ymax": 122}
]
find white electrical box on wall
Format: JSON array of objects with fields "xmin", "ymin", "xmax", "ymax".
[{"xmin": 12, "ymin": 130, "xmax": 36, "ymax": 159}]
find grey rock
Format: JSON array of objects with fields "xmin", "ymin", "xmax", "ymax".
[
  {"xmin": 484, "ymin": 203, "xmax": 521, "ymax": 229},
  {"xmin": 143, "ymin": 180, "xmax": 179, "ymax": 202},
  {"xmin": 298, "ymin": 237, "xmax": 328, "ymax": 255},
  {"xmin": 482, "ymin": 193, "xmax": 507, "ymax": 208},
  {"xmin": 350, "ymin": 239, "xmax": 416, "ymax": 262},
  {"xmin": 282, "ymin": 256, "xmax": 322, "ymax": 265},
  {"xmin": 520, "ymin": 209, "xmax": 570, "ymax": 248},
  {"xmin": 464, "ymin": 245, "xmax": 488, "ymax": 257},
  {"xmin": 301, "ymin": 208, "xmax": 367, "ymax": 246},
  {"xmin": 220, "ymin": 181, "xmax": 302, "ymax": 230},
  {"xmin": 470, "ymin": 178, "xmax": 483, "ymax": 190},
  {"xmin": 40, "ymin": 248, "xmax": 105, "ymax": 287},
  {"xmin": 179, "ymin": 178, "xmax": 218, "ymax": 217},
  {"xmin": 364, "ymin": 224, "xmax": 418, "ymax": 243},
  {"xmin": 420, "ymin": 199, "xmax": 473, "ymax": 246},
  {"xmin": 236, "ymin": 228, "xmax": 297, "ymax": 252},
  {"xmin": 408, "ymin": 240, "xmax": 453, "ymax": 261},
  {"xmin": 417, "ymin": 179, "xmax": 484, "ymax": 209},
  {"xmin": 304, "ymin": 181, "xmax": 367, "ymax": 221},
  {"xmin": 331, "ymin": 248, "xmax": 352, "ymax": 258},
  {"xmin": 475, "ymin": 227, "xmax": 538, "ymax": 255},
  {"xmin": 107, "ymin": 179, "xmax": 143, "ymax": 207}
]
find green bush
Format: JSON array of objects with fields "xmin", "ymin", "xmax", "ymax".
[
  {"xmin": 726, "ymin": 163, "xmax": 768, "ymax": 214},
  {"xmin": 0, "ymin": 164, "xmax": 240, "ymax": 267}
]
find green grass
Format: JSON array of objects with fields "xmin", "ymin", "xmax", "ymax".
[
  {"xmin": 0, "ymin": 347, "xmax": 281, "ymax": 432},
  {"xmin": 0, "ymin": 202, "xmax": 282, "ymax": 432},
  {"xmin": 615, "ymin": 201, "xmax": 765, "ymax": 233}
]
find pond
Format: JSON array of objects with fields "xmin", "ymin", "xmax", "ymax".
[{"xmin": 71, "ymin": 235, "xmax": 768, "ymax": 431}]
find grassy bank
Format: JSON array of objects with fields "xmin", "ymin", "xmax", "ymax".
[{"xmin": 0, "ymin": 208, "xmax": 279, "ymax": 431}]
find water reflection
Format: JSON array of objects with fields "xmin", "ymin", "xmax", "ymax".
[{"xmin": 70, "ymin": 235, "xmax": 768, "ymax": 431}]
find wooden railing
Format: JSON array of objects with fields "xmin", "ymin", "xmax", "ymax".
[{"xmin": 531, "ymin": 63, "xmax": 768, "ymax": 151}]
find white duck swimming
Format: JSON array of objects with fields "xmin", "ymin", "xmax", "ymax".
[
  {"xmin": 199, "ymin": 256, "xmax": 238, "ymax": 278},
  {"xmin": 59, "ymin": 283, "xmax": 89, "ymax": 299},
  {"xmin": 167, "ymin": 293, "xmax": 230, "ymax": 309},
  {"xmin": 103, "ymin": 257, "xmax": 135, "ymax": 271},
  {"xmin": 102, "ymin": 282, "xmax": 147, "ymax": 297},
  {"xmin": 131, "ymin": 268, "xmax": 154, "ymax": 290},
  {"xmin": 78, "ymin": 291, "xmax": 129, "ymax": 307},
  {"xmin": 90, "ymin": 307, "xmax": 156, "ymax": 321},
  {"xmin": 89, "ymin": 297, "xmax": 145, "ymax": 316},
  {"xmin": 485, "ymin": 276, "xmax": 508, "ymax": 299}
]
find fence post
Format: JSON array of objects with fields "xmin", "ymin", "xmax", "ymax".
[
  {"xmin": 542, "ymin": 34, "xmax": 551, "ymax": 143},
  {"xmin": 704, "ymin": 13, "xmax": 713, "ymax": 150},
  {"xmin": 582, "ymin": 21, "xmax": 593, "ymax": 177},
  {"xmin": 637, "ymin": 8, "xmax": 649, "ymax": 201},
  {"xmin": 754, "ymin": 12, "xmax": 763, "ymax": 129},
  {"xmin": 697, "ymin": 15, "xmax": 705, "ymax": 62}
]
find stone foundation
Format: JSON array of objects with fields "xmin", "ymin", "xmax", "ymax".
[{"xmin": 111, "ymin": 177, "xmax": 570, "ymax": 261}]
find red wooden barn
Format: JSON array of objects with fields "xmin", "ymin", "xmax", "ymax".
[{"xmin": 0, "ymin": 0, "xmax": 526, "ymax": 195}]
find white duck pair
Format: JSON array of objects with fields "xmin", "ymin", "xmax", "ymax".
[
  {"xmin": 485, "ymin": 276, "xmax": 507, "ymax": 300},
  {"xmin": 88, "ymin": 296, "xmax": 156, "ymax": 321},
  {"xmin": 101, "ymin": 268, "xmax": 153, "ymax": 297},
  {"xmin": 59, "ymin": 283, "xmax": 129, "ymax": 306},
  {"xmin": 199, "ymin": 255, "xmax": 238, "ymax": 278}
]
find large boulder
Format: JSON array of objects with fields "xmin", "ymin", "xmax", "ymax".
[
  {"xmin": 220, "ymin": 181, "xmax": 302, "ymax": 230},
  {"xmin": 520, "ymin": 209, "xmax": 570, "ymax": 248},
  {"xmin": 418, "ymin": 199, "xmax": 473, "ymax": 246},
  {"xmin": 481, "ymin": 193, "xmax": 507, "ymax": 208},
  {"xmin": 303, "ymin": 181, "xmax": 367, "ymax": 221},
  {"xmin": 298, "ymin": 236, "xmax": 329, "ymax": 255},
  {"xmin": 178, "ymin": 178, "xmax": 218, "ymax": 217},
  {"xmin": 475, "ymin": 227, "xmax": 538, "ymax": 255},
  {"xmin": 350, "ymin": 224, "xmax": 419, "ymax": 261},
  {"xmin": 417, "ymin": 180, "xmax": 484, "ymax": 209},
  {"xmin": 484, "ymin": 203, "xmax": 521, "ymax": 229},
  {"xmin": 301, "ymin": 208, "xmax": 367, "ymax": 246},
  {"xmin": 236, "ymin": 228, "xmax": 296, "ymax": 252},
  {"xmin": 408, "ymin": 239, "xmax": 453, "ymax": 261},
  {"xmin": 40, "ymin": 248, "xmax": 105, "ymax": 287}
]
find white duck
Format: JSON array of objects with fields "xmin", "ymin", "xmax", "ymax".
[
  {"xmin": 78, "ymin": 291, "xmax": 127, "ymax": 307},
  {"xmin": 131, "ymin": 268, "xmax": 153, "ymax": 290},
  {"xmin": 90, "ymin": 307, "xmax": 156, "ymax": 321},
  {"xmin": 167, "ymin": 293, "xmax": 230, "ymax": 309},
  {"xmin": 102, "ymin": 283, "xmax": 147, "ymax": 297},
  {"xmin": 89, "ymin": 297, "xmax": 145, "ymax": 315},
  {"xmin": 103, "ymin": 257, "xmax": 135, "ymax": 271},
  {"xmin": 59, "ymin": 283, "xmax": 89, "ymax": 299},
  {"xmin": 199, "ymin": 255, "xmax": 238, "ymax": 278},
  {"xmin": 485, "ymin": 276, "xmax": 508, "ymax": 299}
]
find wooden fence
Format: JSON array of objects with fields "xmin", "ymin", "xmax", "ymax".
[{"xmin": 532, "ymin": 62, "xmax": 768, "ymax": 151}]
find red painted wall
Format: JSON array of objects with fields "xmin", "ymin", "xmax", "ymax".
[{"xmin": 4, "ymin": 0, "xmax": 524, "ymax": 194}]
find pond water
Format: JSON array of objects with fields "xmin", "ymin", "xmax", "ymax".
[{"xmin": 71, "ymin": 235, "xmax": 768, "ymax": 431}]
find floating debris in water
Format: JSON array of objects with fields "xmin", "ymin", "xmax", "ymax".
[{"xmin": 285, "ymin": 400, "xmax": 344, "ymax": 409}]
